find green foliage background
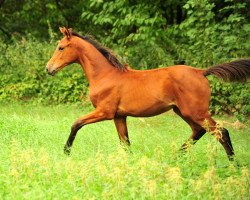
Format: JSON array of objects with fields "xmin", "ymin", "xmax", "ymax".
[{"xmin": 0, "ymin": 0, "xmax": 249, "ymax": 117}]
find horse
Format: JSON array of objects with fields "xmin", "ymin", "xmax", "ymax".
[{"xmin": 46, "ymin": 27, "xmax": 250, "ymax": 160}]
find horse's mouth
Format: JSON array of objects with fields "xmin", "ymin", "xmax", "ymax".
[
  {"xmin": 48, "ymin": 64, "xmax": 67, "ymax": 76},
  {"xmin": 50, "ymin": 70, "xmax": 56, "ymax": 76},
  {"xmin": 47, "ymin": 69, "xmax": 56, "ymax": 76},
  {"xmin": 48, "ymin": 66, "xmax": 63, "ymax": 76}
]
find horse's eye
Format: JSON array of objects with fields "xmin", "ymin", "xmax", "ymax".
[{"xmin": 58, "ymin": 47, "xmax": 64, "ymax": 51}]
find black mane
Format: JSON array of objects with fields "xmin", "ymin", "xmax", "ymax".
[{"xmin": 72, "ymin": 32, "xmax": 127, "ymax": 72}]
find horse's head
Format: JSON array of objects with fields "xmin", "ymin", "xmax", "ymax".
[{"xmin": 46, "ymin": 27, "xmax": 79, "ymax": 76}]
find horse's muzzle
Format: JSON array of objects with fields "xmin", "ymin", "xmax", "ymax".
[{"xmin": 46, "ymin": 65, "xmax": 56, "ymax": 76}]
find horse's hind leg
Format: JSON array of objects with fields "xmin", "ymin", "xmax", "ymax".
[
  {"xmin": 173, "ymin": 106, "xmax": 206, "ymax": 151},
  {"xmin": 213, "ymin": 127, "xmax": 234, "ymax": 160},
  {"xmin": 174, "ymin": 104, "xmax": 234, "ymax": 160},
  {"xmin": 189, "ymin": 113, "xmax": 234, "ymax": 160},
  {"xmin": 181, "ymin": 129, "xmax": 206, "ymax": 150}
]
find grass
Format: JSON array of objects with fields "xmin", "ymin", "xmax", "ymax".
[{"xmin": 0, "ymin": 103, "xmax": 249, "ymax": 199}]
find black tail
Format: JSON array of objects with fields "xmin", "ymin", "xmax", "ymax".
[{"xmin": 204, "ymin": 59, "xmax": 250, "ymax": 82}]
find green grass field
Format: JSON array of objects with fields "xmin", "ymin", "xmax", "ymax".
[{"xmin": 0, "ymin": 104, "xmax": 249, "ymax": 199}]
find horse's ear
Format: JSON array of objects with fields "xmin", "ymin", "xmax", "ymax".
[{"xmin": 59, "ymin": 27, "xmax": 72, "ymax": 39}]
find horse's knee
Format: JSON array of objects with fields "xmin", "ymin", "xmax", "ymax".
[
  {"xmin": 72, "ymin": 110, "xmax": 113, "ymax": 132},
  {"xmin": 71, "ymin": 120, "xmax": 84, "ymax": 133}
]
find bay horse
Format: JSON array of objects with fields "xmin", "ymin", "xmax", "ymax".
[{"xmin": 46, "ymin": 27, "xmax": 250, "ymax": 160}]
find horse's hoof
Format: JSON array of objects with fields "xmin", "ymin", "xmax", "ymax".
[
  {"xmin": 64, "ymin": 146, "xmax": 71, "ymax": 155},
  {"xmin": 228, "ymin": 155, "xmax": 234, "ymax": 161}
]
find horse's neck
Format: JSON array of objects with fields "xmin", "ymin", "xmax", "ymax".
[{"xmin": 78, "ymin": 46, "xmax": 117, "ymax": 86}]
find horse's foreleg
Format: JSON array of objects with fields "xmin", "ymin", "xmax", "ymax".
[
  {"xmin": 64, "ymin": 109, "xmax": 111, "ymax": 155},
  {"xmin": 114, "ymin": 116, "xmax": 130, "ymax": 145}
]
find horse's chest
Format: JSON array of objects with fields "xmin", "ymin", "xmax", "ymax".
[
  {"xmin": 89, "ymin": 93, "xmax": 98, "ymax": 107},
  {"xmin": 89, "ymin": 90, "xmax": 102, "ymax": 107},
  {"xmin": 89, "ymin": 87, "xmax": 118, "ymax": 108}
]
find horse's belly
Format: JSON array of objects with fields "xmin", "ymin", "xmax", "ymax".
[
  {"xmin": 116, "ymin": 76, "xmax": 175, "ymax": 117},
  {"xmin": 117, "ymin": 100, "xmax": 174, "ymax": 117}
]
